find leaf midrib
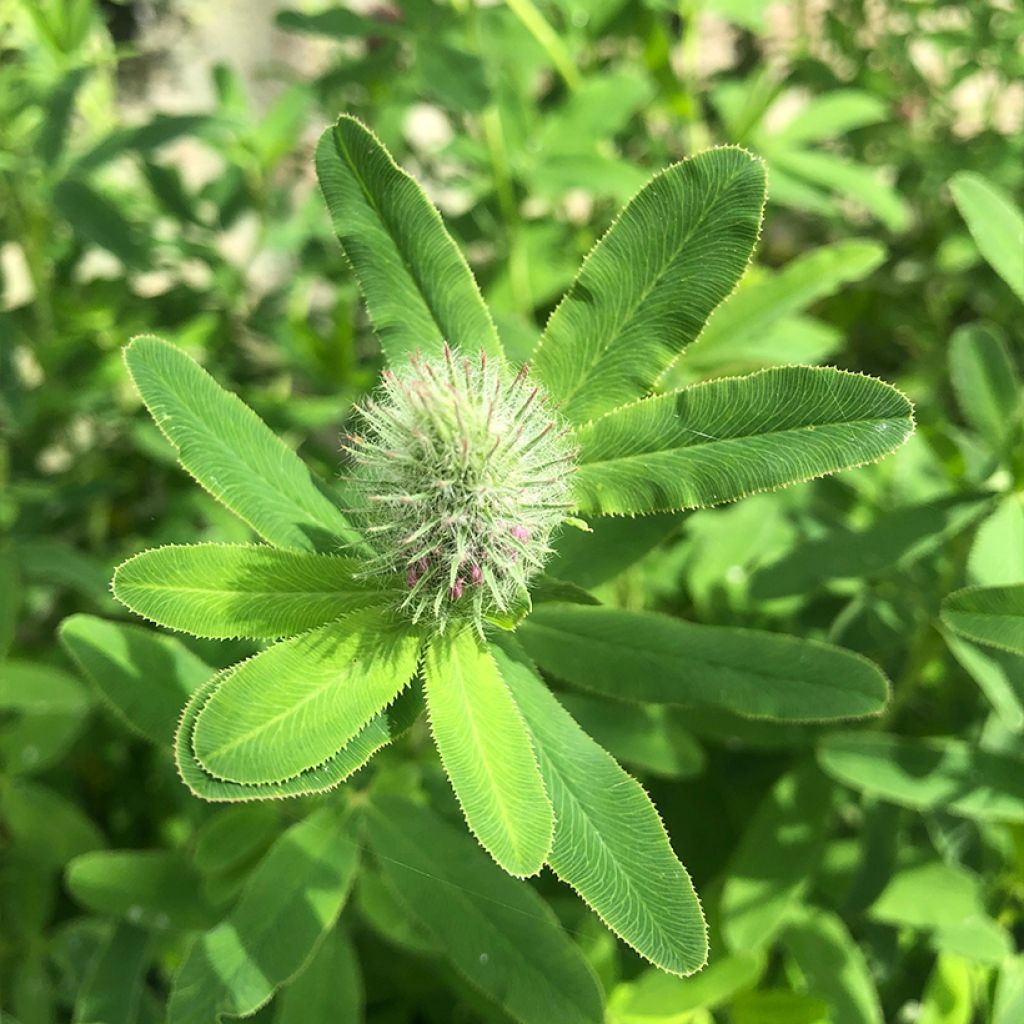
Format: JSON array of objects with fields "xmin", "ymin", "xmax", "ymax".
[{"xmin": 579, "ymin": 412, "xmax": 908, "ymax": 469}]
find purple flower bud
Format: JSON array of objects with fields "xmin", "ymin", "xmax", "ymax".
[
  {"xmin": 510, "ymin": 524, "xmax": 530, "ymax": 541},
  {"xmin": 449, "ymin": 578, "xmax": 465, "ymax": 601},
  {"xmin": 470, "ymin": 562, "xmax": 483, "ymax": 585}
]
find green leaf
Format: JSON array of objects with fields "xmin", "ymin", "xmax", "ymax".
[
  {"xmin": 968, "ymin": 496, "xmax": 1024, "ymax": 586},
  {"xmin": 573, "ymin": 366, "xmax": 914, "ymax": 516},
  {"xmin": 920, "ymin": 956, "xmax": 974, "ymax": 1024},
  {"xmin": 818, "ymin": 732, "xmax": 1024, "ymax": 823},
  {"xmin": 949, "ymin": 172, "xmax": 1024, "ymax": 302},
  {"xmin": 721, "ymin": 762, "xmax": 833, "ymax": 951},
  {"xmin": 994, "ymin": 956, "xmax": 1024, "ymax": 1024},
  {"xmin": 517, "ymin": 604, "xmax": 890, "ymax": 722},
  {"xmin": 364, "ymin": 795, "xmax": 604, "ymax": 1024},
  {"xmin": 674, "ymin": 239, "xmax": 886, "ymax": 379},
  {"xmin": 557, "ymin": 693, "xmax": 705, "ymax": 779},
  {"xmin": 66, "ymin": 850, "xmax": 219, "ymax": 931},
  {"xmin": 949, "ymin": 324, "xmax": 1021, "ymax": 448},
  {"xmin": 2, "ymin": 779, "xmax": 105, "ymax": 868},
  {"xmin": 315, "ymin": 115, "xmax": 500, "ymax": 364},
  {"xmin": 774, "ymin": 90, "xmax": 887, "ymax": 144},
  {"xmin": 532, "ymin": 146, "xmax": 766, "ymax": 423},
  {"xmin": 869, "ymin": 860, "xmax": 1011, "ymax": 964},
  {"xmin": 53, "ymin": 177, "xmax": 150, "ymax": 266},
  {"xmin": 944, "ymin": 631, "xmax": 1024, "ymax": 732},
  {"xmin": 59, "ymin": 615, "xmax": 209, "ymax": 745},
  {"xmin": 0, "ymin": 545, "xmax": 19, "ymax": 659},
  {"xmin": 176, "ymin": 677, "xmax": 424, "ymax": 802},
  {"xmin": 546, "ymin": 511, "xmax": 682, "ymax": 589},
  {"xmin": 192, "ymin": 806, "xmax": 281, "ymax": 877},
  {"xmin": 751, "ymin": 495, "xmax": 992, "ymax": 600},
  {"xmin": 191, "ymin": 614, "xmax": 421, "ymax": 785},
  {"xmin": 493, "ymin": 640, "xmax": 707, "ymax": 976},
  {"xmin": 167, "ymin": 807, "xmax": 358, "ymax": 1024},
  {"xmin": 112, "ymin": 544, "xmax": 381, "ymax": 639},
  {"xmin": 942, "ymin": 584, "xmax": 1024, "ymax": 656},
  {"xmin": 0, "ymin": 659, "xmax": 91, "ymax": 775},
  {"xmin": 75, "ymin": 924, "xmax": 151, "ymax": 1024},
  {"xmin": 273, "ymin": 928, "xmax": 362, "ymax": 1024},
  {"xmin": 607, "ymin": 953, "xmax": 763, "ymax": 1022},
  {"xmin": 781, "ymin": 907, "xmax": 883, "ymax": 1024},
  {"xmin": 424, "ymin": 631, "xmax": 553, "ymax": 877},
  {"xmin": 124, "ymin": 336, "xmax": 356, "ymax": 553}
]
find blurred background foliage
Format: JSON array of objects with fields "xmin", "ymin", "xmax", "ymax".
[{"xmin": 2, "ymin": 0, "xmax": 1024, "ymax": 1021}]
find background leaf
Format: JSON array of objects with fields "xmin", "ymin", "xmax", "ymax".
[
  {"xmin": 167, "ymin": 807, "xmax": 358, "ymax": 1024},
  {"xmin": 59, "ymin": 615, "xmax": 209, "ymax": 745},
  {"xmin": 573, "ymin": 366, "xmax": 914, "ymax": 516},
  {"xmin": 819, "ymin": 732, "xmax": 1024, "ymax": 823},
  {"xmin": 365, "ymin": 795, "xmax": 604, "ymax": 1024},
  {"xmin": 518, "ymin": 604, "xmax": 890, "ymax": 722},
  {"xmin": 942, "ymin": 584, "xmax": 1024, "ymax": 656},
  {"xmin": 949, "ymin": 172, "xmax": 1024, "ymax": 302},
  {"xmin": 948, "ymin": 324, "xmax": 1021, "ymax": 449}
]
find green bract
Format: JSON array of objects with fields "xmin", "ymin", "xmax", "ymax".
[{"xmin": 107, "ymin": 115, "xmax": 915, "ymax": 987}]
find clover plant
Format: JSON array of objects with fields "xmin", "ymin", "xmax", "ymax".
[{"xmin": 104, "ymin": 116, "xmax": 914, "ymax": 992}]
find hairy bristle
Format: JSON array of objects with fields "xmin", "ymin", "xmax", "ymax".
[{"xmin": 345, "ymin": 347, "xmax": 577, "ymax": 633}]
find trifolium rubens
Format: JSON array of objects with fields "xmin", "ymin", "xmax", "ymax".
[{"xmin": 343, "ymin": 345, "xmax": 577, "ymax": 634}]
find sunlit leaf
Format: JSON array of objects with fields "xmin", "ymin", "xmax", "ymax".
[
  {"xmin": 942, "ymin": 584, "xmax": 1024, "ymax": 656},
  {"xmin": 424, "ymin": 630, "xmax": 553, "ymax": 877},
  {"xmin": 533, "ymin": 146, "xmax": 766, "ymax": 423},
  {"xmin": 494, "ymin": 640, "xmax": 707, "ymax": 976},
  {"xmin": 112, "ymin": 544, "xmax": 382, "ymax": 639},
  {"xmin": 191, "ymin": 613, "xmax": 421, "ymax": 784},
  {"xmin": 573, "ymin": 367, "xmax": 913, "ymax": 516},
  {"xmin": 316, "ymin": 115, "xmax": 500, "ymax": 364},
  {"xmin": 950, "ymin": 172, "xmax": 1024, "ymax": 302},
  {"xmin": 167, "ymin": 807, "xmax": 358, "ymax": 1024},
  {"xmin": 819, "ymin": 732, "xmax": 1024, "ymax": 823}
]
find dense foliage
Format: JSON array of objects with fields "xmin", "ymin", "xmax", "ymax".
[{"xmin": 2, "ymin": 2, "xmax": 1024, "ymax": 1023}]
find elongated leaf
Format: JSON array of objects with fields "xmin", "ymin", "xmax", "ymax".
[
  {"xmin": 950, "ymin": 172, "xmax": 1024, "ymax": 302},
  {"xmin": 0, "ymin": 660, "xmax": 91, "ymax": 775},
  {"xmin": 518, "ymin": 604, "xmax": 889, "ymax": 722},
  {"xmin": 66, "ymin": 850, "xmax": 218, "ymax": 930},
  {"xmin": 167, "ymin": 807, "xmax": 358, "ymax": 1024},
  {"xmin": 192, "ymin": 614, "xmax": 421, "ymax": 784},
  {"xmin": 774, "ymin": 90, "xmax": 887, "ymax": 144},
  {"xmin": 59, "ymin": 615, "xmax": 209, "ymax": 745},
  {"xmin": 124, "ymin": 336, "xmax": 355, "ymax": 553},
  {"xmin": 968, "ymin": 496, "xmax": 1024, "ymax": 586},
  {"xmin": 192, "ymin": 806, "xmax": 280, "ymax": 877},
  {"xmin": 950, "ymin": 324, "xmax": 1021, "ymax": 449},
  {"xmin": 177, "ymin": 676, "xmax": 424, "ymax": 802},
  {"xmin": 942, "ymin": 584, "xmax": 1024, "ymax": 655},
  {"xmin": 2, "ymin": 780, "xmax": 105, "ymax": 868},
  {"xmin": 818, "ymin": 732, "xmax": 1024, "ymax": 823},
  {"xmin": 424, "ymin": 631, "xmax": 553, "ymax": 877},
  {"xmin": 945, "ymin": 631, "xmax": 1024, "ymax": 732},
  {"xmin": 608, "ymin": 953, "xmax": 763, "ymax": 1022},
  {"xmin": 75, "ymin": 924, "xmax": 151, "ymax": 1024},
  {"xmin": 316, "ymin": 115, "xmax": 499, "ymax": 363},
  {"xmin": 781, "ymin": 907, "xmax": 883, "ymax": 1024},
  {"xmin": 532, "ymin": 147, "xmax": 765, "ymax": 423},
  {"xmin": 113, "ymin": 544, "xmax": 381, "ymax": 639},
  {"xmin": 273, "ymin": 928, "xmax": 362, "ymax": 1024},
  {"xmin": 493, "ymin": 640, "xmax": 707, "ymax": 976},
  {"xmin": 573, "ymin": 366, "xmax": 914, "ymax": 516},
  {"xmin": 365, "ymin": 795, "xmax": 604, "ymax": 1024},
  {"xmin": 751, "ymin": 495, "xmax": 991, "ymax": 600},
  {"xmin": 721, "ymin": 762, "xmax": 832, "ymax": 952}
]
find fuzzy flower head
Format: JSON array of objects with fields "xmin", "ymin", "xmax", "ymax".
[{"xmin": 345, "ymin": 346, "xmax": 576, "ymax": 632}]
